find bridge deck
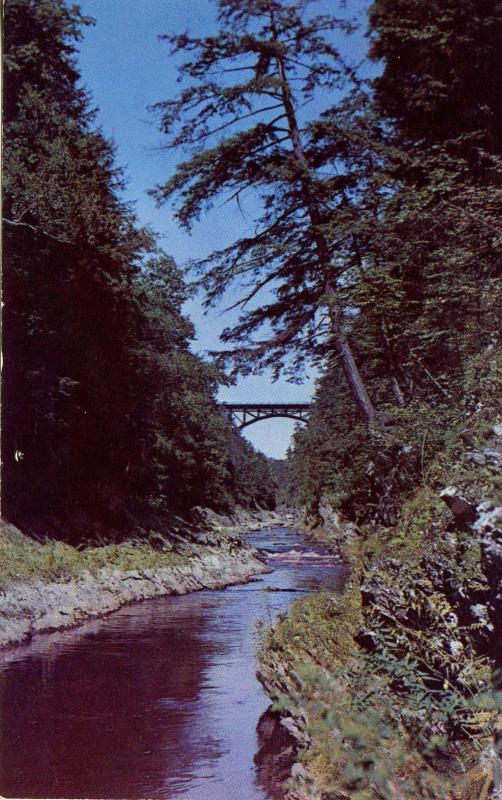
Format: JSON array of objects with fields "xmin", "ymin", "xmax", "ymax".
[{"xmin": 221, "ymin": 402, "xmax": 310, "ymax": 410}]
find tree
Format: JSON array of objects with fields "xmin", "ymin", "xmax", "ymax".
[
  {"xmin": 152, "ymin": 0, "xmax": 382, "ymax": 423},
  {"xmin": 2, "ymin": 0, "xmax": 138, "ymax": 534},
  {"xmin": 2, "ymin": 0, "xmax": 276, "ymax": 540},
  {"xmin": 286, "ymin": 0, "xmax": 502, "ymax": 525},
  {"xmin": 360, "ymin": 0, "xmax": 502, "ymax": 401},
  {"xmin": 368, "ymin": 0, "xmax": 502, "ymax": 160},
  {"xmin": 303, "ymin": 0, "xmax": 502, "ymax": 413}
]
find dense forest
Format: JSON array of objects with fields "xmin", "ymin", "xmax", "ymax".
[
  {"xmin": 150, "ymin": 0, "xmax": 500, "ymax": 516},
  {"xmin": 5, "ymin": 0, "xmax": 498, "ymax": 539},
  {"xmin": 281, "ymin": 0, "xmax": 502, "ymax": 527},
  {"xmin": 2, "ymin": 0, "xmax": 501, "ymax": 796},
  {"xmin": 2, "ymin": 0, "xmax": 277, "ymax": 543}
]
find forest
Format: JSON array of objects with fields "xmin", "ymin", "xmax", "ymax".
[
  {"xmin": 2, "ymin": 0, "xmax": 278, "ymax": 543},
  {"xmin": 2, "ymin": 0, "xmax": 501, "ymax": 798}
]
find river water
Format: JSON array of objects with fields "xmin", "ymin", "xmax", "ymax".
[{"xmin": 0, "ymin": 527, "xmax": 346, "ymax": 799}]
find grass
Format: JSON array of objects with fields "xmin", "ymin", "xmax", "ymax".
[
  {"xmin": 257, "ymin": 404, "xmax": 501, "ymax": 798},
  {"xmin": 260, "ymin": 574, "xmax": 494, "ymax": 800},
  {"xmin": 0, "ymin": 527, "xmax": 188, "ymax": 588},
  {"xmin": 261, "ymin": 589, "xmax": 361, "ymax": 675}
]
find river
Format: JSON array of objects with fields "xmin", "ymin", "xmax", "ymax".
[{"xmin": 0, "ymin": 526, "xmax": 347, "ymax": 799}]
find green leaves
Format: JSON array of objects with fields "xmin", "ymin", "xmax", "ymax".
[
  {"xmin": 3, "ymin": 0, "xmax": 278, "ymax": 541},
  {"xmin": 369, "ymin": 0, "xmax": 502, "ymax": 160}
]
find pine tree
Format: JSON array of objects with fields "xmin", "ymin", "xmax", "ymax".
[
  {"xmin": 362, "ymin": 0, "xmax": 502, "ymax": 398},
  {"xmin": 369, "ymin": 0, "xmax": 502, "ymax": 160},
  {"xmin": 286, "ymin": 0, "xmax": 502, "ymax": 524},
  {"xmin": 152, "ymin": 0, "xmax": 382, "ymax": 423}
]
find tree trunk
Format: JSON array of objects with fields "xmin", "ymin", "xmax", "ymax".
[
  {"xmin": 379, "ymin": 318, "xmax": 406, "ymax": 406},
  {"xmin": 325, "ymin": 281, "xmax": 379, "ymax": 422},
  {"xmin": 269, "ymin": 22, "xmax": 379, "ymax": 423}
]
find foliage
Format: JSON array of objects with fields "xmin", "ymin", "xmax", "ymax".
[
  {"xmin": 260, "ymin": 494, "xmax": 497, "ymax": 798},
  {"xmin": 3, "ymin": 1, "xmax": 501, "ymax": 790},
  {"xmin": 253, "ymin": 2, "xmax": 502, "ymax": 796},
  {"xmin": 261, "ymin": 591, "xmax": 361, "ymax": 679},
  {"xmin": 285, "ymin": 0, "xmax": 502, "ymax": 524},
  {"xmin": 368, "ymin": 0, "xmax": 502, "ymax": 157},
  {"xmin": 263, "ymin": 339, "xmax": 501, "ymax": 796},
  {"xmin": 267, "ymin": 458, "xmax": 296, "ymax": 507},
  {"xmin": 2, "ymin": 0, "xmax": 276, "ymax": 542}
]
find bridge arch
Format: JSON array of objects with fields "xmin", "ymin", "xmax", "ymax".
[{"xmin": 221, "ymin": 402, "xmax": 311, "ymax": 430}]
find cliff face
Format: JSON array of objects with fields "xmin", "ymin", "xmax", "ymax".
[{"xmin": 258, "ymin": 422, "xmax": 502, "ymax": 800}]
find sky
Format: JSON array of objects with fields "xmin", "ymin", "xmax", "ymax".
[{"xmin": 76, "ymin": 0, "xmax": 371, "ymax": 458}]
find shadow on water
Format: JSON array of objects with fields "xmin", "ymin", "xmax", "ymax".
[
  {"xmin": 0, "ymin": 598, "xmax": 227, "ymax": 798},
  {"xmin": 254, "ymin": 710, "xmax": 298, "ymax": 800},
  {"xmin": 0, "ymin": 526, "xmax": 347, "ymax": 799}
]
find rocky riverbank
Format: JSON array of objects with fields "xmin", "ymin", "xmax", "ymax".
[
  {"xmin": 0, "ymin": 508, "xmax": 290, "ymax": 649},
  {"xmin": 258, "ymin": 424, "xmax": 502, "ymax": 800}
]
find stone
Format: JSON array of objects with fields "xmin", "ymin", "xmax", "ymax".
[
  {"xmin": 474, "ymin": 502, "xmax": 502, "ymax": 538},
  {"xmin": 465, "ymin": 448, "xmax": 502, "ymax": 468},
  {"xmin": 440, "ymin": 487, "xmax": 477, "ymax": 529},
  {"xmin": 448, "ymin": 639, "xmax": 464, "ymax": 656},
  {"xmin": 470, "ymin": 603, "xmax": 490, "ymax": 623}
]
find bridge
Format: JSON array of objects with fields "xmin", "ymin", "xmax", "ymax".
[{"xmin": 221, "ymin": 402, "xmax": 311, "ymax": 430}]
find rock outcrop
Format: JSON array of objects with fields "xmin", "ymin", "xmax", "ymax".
[{"xmin": 0, "ymin": 509, "xmax": 284, "ymax": 649}]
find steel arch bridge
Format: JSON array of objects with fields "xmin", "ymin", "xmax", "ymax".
[{"xmin": 221, "ymin": 402, "xmax": 311, "ymax": 430}]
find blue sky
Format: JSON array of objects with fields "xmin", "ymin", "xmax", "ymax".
[{"xmin": 76, "ymin": 0, "xmax": 371, "ymax": 458}]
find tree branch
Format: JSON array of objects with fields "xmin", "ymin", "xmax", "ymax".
[
  {"xmin": 183, "ymin": 103, "xmax": 284, "ymax": 144},
  {"xmin": 3, "ymin": 218, "xmax": 74, "ymax": 245}
]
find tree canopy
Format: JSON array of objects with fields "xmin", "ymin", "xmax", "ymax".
[
  {"xmin": 2, "ymin": 0, "xmax": 277, "ymax": 542},
  {"xmin": 286, "ymin": 0, "xmax": 501, "ymax": 522}
]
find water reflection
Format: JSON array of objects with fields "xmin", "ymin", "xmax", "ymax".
[
  {"xmin": 0, "ymin": 598, "xmax": 227, "ymax": 798},
  {"xmin": 0, "ymin": 527, "xmax": 347, "ymax": 799},
  {"xmin": 254, "ymin": 711, "xmax": 298, "ymax": 800}
]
